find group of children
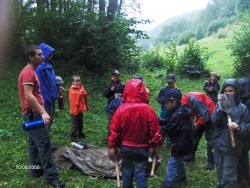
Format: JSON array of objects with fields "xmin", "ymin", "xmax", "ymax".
[
  {"xmin": 19, "ymin": 43, "xmax": 250, "ymax": 188},
  {"xmin": 105, "ymin": 70, "xmax": 250, "ymax": 188}
]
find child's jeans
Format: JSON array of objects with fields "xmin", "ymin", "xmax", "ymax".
[
  {"xmin": 164, "ymin": 156, "xmax": 186, "ymax": 188},
  {"xmin": 120, "ymin": 146, "xmax": 149, "ymax": 188}
]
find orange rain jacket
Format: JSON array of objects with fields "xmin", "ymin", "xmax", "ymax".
[{"xmin": 69, "ymin": 84, "xmax": 88, "ymax": 115}]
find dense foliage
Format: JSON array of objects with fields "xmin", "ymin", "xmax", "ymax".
[
  {"xmin": 229, "ymin": 17, "xmax": 250, "ymax": 77},
  {"xmin": 176, "ymin": 37, "xmax": 210, "ymax": 79},
  {"xmin": 13, "ymin": 0, "xmax": 148, "ymax": 74}
]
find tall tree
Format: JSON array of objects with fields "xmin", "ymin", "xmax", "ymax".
[{"xmin": 106, "ymin": 0, "xmax": 118, "ymax": 21}]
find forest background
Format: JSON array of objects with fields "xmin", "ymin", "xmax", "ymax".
[{"xmin": 1, "ymin": 0, "xmax": 250, "ymax": 187}]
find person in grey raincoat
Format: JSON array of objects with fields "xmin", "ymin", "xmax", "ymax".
[
  {"xmin": 237, "ymin": 77, "xmax": 250, "ymax": 187},
  {"xmin": 212, "ymin": 78, "xmax": 250, "ymax": 188}
]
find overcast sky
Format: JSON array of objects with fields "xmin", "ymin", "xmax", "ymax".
[{"xmin": 127, "ymin": 0, "xmax": 210, "ymax": 31}]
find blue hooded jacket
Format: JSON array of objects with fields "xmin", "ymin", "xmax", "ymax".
[{"xmin": 36, "ymin": 43, "xmax": 58, "ymax": 110}]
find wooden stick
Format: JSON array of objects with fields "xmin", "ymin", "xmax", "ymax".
[
  {"xmin": 150, "ymin": 154, "xmax": 157, "ymax": 177},
  {"xmin": 227, "ymin": 114, "xmax": 236, "ymax": 147},
  {"xmin": 115, "ymin": 154, "xmax": 121, "ymax": 188}
]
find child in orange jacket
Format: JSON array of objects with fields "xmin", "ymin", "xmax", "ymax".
[{"xmin": 69, "ymin": 75, "xmax": 88, "ymax": 142}]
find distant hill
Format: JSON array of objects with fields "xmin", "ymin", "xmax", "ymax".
[
  {"xmin": 139, "ymin": 10, "xmax": 201, "ymax": 49},
  {"xmin": 148, "ymin": 10, "xmax": 201, "ymax": 38}
]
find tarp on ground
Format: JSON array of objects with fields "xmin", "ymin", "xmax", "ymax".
[
  {"xmin": 55, "ymin": 145, "xmax": 120, "ymax": 178},
  {"xmin": 54, "ymin": 145, "xmax": 161, "ymax": 179}
]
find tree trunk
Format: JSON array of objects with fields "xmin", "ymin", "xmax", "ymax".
[
  {"xmin": 37, "ymin": 0, "xmax": 45, "ymax": 15},
  {"xmin": 99, "ymin": 0, "xmax": 105, "ymax": 12},
  {"xmin": 51, "ymin": 0, "xmax": 56, "ymax": 11},
  {"xmin": 87, "ymin": 0, "xmax": 92, "ymax": 12},
  {"xmin": 106, "ymin": 0, "xmax": 118, "ymax": 22},
  {"xmin": 59, "ymin": 0, "xmax": 62, "ymax": 15},
  {"xmin": 99, "ymin": 0, "xmax": 105, "ymax": 24}
]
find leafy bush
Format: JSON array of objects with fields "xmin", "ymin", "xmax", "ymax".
[
  {"xmin": 177, "ymin": 36, "xmax": 210, "ymax": 79},
  {"xmin": 141, "ymin": 47, "xmax": 165, "ymax": 71},
  {"xmin": 229, "ymin": 17, "xmax": 250, "ymax": 77}
]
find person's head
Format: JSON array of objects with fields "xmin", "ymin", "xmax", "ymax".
[
  {"xmin": 210, "ymin": 72, "xmax": 218, "ymax": 81},
  {"xmin": 111, "ymin": 70, "xmax": 121, "ymax": 82},
  {"xmin": 166, "ymin": 73, "xmax": 176, "ymax": 88},
  {"xmin": 158, "ymin": 89, "xmax": 182, "ymax": 110},
  {"xmin": 24, "ymin": 45, "xmax": 43, "ymax": 65},
  {"xmin": 71, "ymin": 75, "xmax": 81, "ymax": 85},
  {"xmin": 221, "ymin": 78, "xmax": 240, "ymax": 103},
  {"xmin": 122, "ymin": 79, "xmax": 149, "ymax": 104},
  {"xmin": 133, "ymin": 73, "xmax": 143, "ymax": 81},
  {"xmin": 238, "ymin": 77, "xmax": 250, "ymax": 100},
  {"xmin": 38, "ymin": 43, "xmax": 55, "ymax": 62}
]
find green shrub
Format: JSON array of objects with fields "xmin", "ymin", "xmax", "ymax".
[{"xmin": 177, "ymin": 36, "xmax": 210, "ymax": 79}]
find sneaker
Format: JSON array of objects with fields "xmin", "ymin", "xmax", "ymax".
[
  {"xmin": 204, "ymin": 162, "xmax": 214, "ymax": 170},
  {"xmin": 48, "ymin": 179, "xmax": 65, "ymax": 188}
]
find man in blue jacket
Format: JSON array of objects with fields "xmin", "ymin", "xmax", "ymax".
[{"xmin": 36, "ymin": 43, "xmax": 63, "ymax": 150}]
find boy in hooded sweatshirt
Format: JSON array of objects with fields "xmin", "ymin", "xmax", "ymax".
[
  {"xmin": 158, "ymin": 89, "xmax": 193, "ymax": 188},
  {"xmin": 69, "ymin": 75, "xmax": 88, "ymax": 142},
  {"xmin": 212, "ymin": 78, "xmax": 250, "ymax": 188},
  {"xmin": 108, "ymin": 79, "xmax": 162, "ymax": 188}
]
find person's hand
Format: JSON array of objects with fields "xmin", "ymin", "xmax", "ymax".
[
  {"xmin": 228, "ymin": 122, "xmax": 239, "ymax": 131},
  {"xmin": 149, "ymin": 147, "xmax": 156, "ymax": 158},
  {"xmin": 58, "ymin": 86, "xmax": 64, "ymax": 94},
  {"xmin": 42, "ymin": 112, "xmax": 50, "ymax": 125},
  {"xmin": 108, "ymin": 148, "xmax": 120, "ymax": 162},
  {"xmin": 193, "ymin": 123, "xmax": 200, "ymax": 131},
  {"xmin": 111, "ymin": 86, "xmax": 116, "ymax": 91}
]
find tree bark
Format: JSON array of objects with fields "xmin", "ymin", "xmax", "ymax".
[
  {"xmin": 106, "ymin": 0, "xmax": 118, "ymax": 22},
  {"xmin": 87, "ymin": 0, "xmax": 92, "ymax": 12},
  {"xmin": 37, "ymin": 0, "xmax": 45, "ymax": 15},
  {"xmin": 99, "ymin": 0, "xmax": 105, "ymax": 12},
  {"xmin": 51, "ymin": 0, "xmax": 56, "ymax": 11},
  {"xmin": 59, "ymin": 0, "xmax": 62, "ymax": 15}
]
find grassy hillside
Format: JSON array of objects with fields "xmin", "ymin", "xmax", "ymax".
[{"xmin": 0, "ymin": 27, "xmax": 236, "ymax": 187}]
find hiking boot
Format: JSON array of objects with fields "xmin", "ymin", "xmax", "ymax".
[
  {"xmin": 204, "ymin": 162, "xmax": 214, "ymax": 170},
  {"xmin": 48, "ymin": 179, "xmax": 65, "ymax": 188}
]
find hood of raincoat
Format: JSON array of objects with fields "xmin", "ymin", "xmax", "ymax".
[
  {"xmin": 122, "ymin": 79, "xmax": 149, "ymax": 104},
  {"xmin": 221, "ymin": 78, "xmax": 240, "ymax": 104},
  {"xmin": 238, "ymin": 77, "xmax": 250, "ymax": 100},
  {"xmin": 39, "ymin": 43, "xmax": 55, "ymax": 61}
]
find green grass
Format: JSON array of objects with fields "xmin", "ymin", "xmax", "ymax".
[{"xmin": 0, "ymin": 29, "xmax": 235, "ymax": 188}]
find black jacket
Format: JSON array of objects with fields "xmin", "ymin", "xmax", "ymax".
[
  {"xmin": 203, "ymin": 79, "xmax": 220, "ymax": 103},
  {"xmin": 161, "ymin": 104, "xmax": 194, "ymax": 157},
  {"xmin": 104, "ymin": 80, "xmax": 125, "ymax": 104}
]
